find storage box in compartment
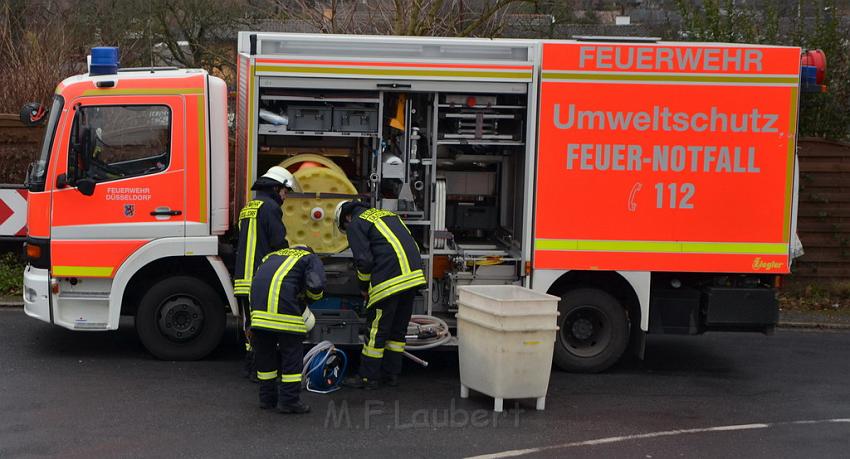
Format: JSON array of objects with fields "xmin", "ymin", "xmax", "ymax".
[
  {"xmin": 258, "ymin": 124, "xmax": 288, "ymax": 135},
  {"xmin": 333, "ymin": 105, "xmax": 378, "ymax": 132},
  {"xmin": 286, "ymin": 105, "xmax": 332, "ymax": 131},
  {"xmin": 449, "ymin": 204, "xmax": 497, "ymax": 230},
  {"xmin": 444, "ymin": 171, "xmax": 496, "ymax": 196},
  {"xmin": 307, "ymin": 309, "xmax": 363, "ymax": 345}
]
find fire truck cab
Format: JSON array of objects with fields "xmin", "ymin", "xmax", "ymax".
[{"xmin": 23, "ymin": 62, "xmax": 233, "ymax": 360}]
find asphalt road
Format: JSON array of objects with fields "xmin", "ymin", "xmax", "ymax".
[{"xmin": 1, "ymin": 309, "xmax": 849, "ymax": 458}]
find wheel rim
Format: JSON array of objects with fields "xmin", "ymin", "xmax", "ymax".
[
  {"xmin": 560, "ymin": 305, "xmax": 612, "ymax": 358},
  {"xmin": 157, "ymin": 295, "xmax": 205, "ymax": 342}
]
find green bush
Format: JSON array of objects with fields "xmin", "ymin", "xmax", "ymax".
[{"xmin": 0, "ymin": 251, "xmax": 23, "ymax": 296}]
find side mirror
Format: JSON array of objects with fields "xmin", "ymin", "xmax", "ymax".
[
  {"xmin": 77, "ymin": 177, "xmax": 96, "ymax": 196},
  {"xmin": 19, "ymin": 102, "xmax": 48, "ymax": 127}
]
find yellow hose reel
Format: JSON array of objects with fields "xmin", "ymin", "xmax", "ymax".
[{"xmin": 280, "ymin": 154, "xmax": 357, "ymax": 253}]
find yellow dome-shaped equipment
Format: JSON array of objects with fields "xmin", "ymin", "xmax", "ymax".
[{"xmin": 280, "ymin": 154, "xmax": 357, "ymax": 253}]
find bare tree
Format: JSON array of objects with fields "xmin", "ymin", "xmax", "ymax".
[
  {"xmin": 0, "ymin": 1, "xmax": 84, "ymax": 111},
  {"xmin": 268, "ymin": 0, "xmax": 533, "ymax": 37},
  {"xmin": 150, "ymin": 0, "xmax": 250, "ymax": 77}
]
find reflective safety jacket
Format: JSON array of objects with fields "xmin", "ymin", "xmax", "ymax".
[
  {"xmin": 234, "ymin": 190, "xmax": 288, "ymax": 296},
  {"xmin": 346, "ymin": 207, "xmax": 426, "ymax": 307},
  {"xmin": 250, "ymin": 248, "xmax": 325, "ymax": 335}
]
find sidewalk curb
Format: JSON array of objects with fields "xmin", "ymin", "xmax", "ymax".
[{"xmin": 777, "ymin": 321, "xmax": 850, "ymax": 330}]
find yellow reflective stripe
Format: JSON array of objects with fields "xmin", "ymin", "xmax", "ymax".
[
  {"xmin": 250, "ymin": 319, "xmax": 307, "ymax": 333},
  {"xmin": 251, "ymin": 310, "xmax": 304, "ymax": 324},
  {"xmin": 267, "ymin": 255, "xmax": 303, "ymax": 313},
  {"xmin": 374, "ymin": 219, "xmax": 411, "ymax": 275},
  {"xmin": 234, "ymin": 279, "xmax": 252, "ymax": 294},
  {"xmin": 367, "ymin": 308, "xmax": 383, "ymax": 349},
  {"xmin": 370, "ymin": 269, "xmax": 424, "ymax": 295},
  {"xmin": 357, "ymin": 270, "xmax": 371, "ymax": 282},
  {"xmin": 196, "ymin": 95, "xmax": 207, "ymax": 224},
  {"xmin": 53, "ymin": 266, "xmax": 114, "ymax": 277},
  {"xmin": 255, "ymin": 65, "xmax": 532, "ymax": 80},
  {"xmin": 281, "ymin": 373, "xmax": 302, "ymax": 383},
  {"xmin": 362, "ymin": 345, "xmax": 384, "ymax": 358},
  {"xmin": 386, "ymin": 340, "xmax": 405, "ymax": 352},
  {"xmin": 541, "ymin": 71, "xmax": 799, "ymax": 85},
  {"xmin": 243, "ymin": 217, "xmax": 257, "ymax": 281},
  {"xmin": 368, "ymin": 275, "xmax": 426, "ymax": 307},
  {"xmin": 240, "ymin": 200, "xmax": 264, "ymax": 280},
  {"xmin": 257, "ymin": 370, "xmax": 278, "ymax": 381},
  {"xmin": 244, "ymin": 342, "xmax": 253, "ymax": 352},
  {"xmin": 306, "ymin": 290, "xmax": 323, "ymax": 301},
  {"xmin": 783, "ymin": 87, "xmax": 798, "ymax": 243},
  {"xmin": 534, "ymin": 239, "xmax": 788, "ymax": 255},
  {"xmin": 246, "ymin": 60, "xmax": 255, "ymax": 207},
  {"xmin": 82, "ymin": 87, "xmax": 205, "ymax": 96}
]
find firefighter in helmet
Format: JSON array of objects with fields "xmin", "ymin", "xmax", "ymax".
[
  {"xmin": 234, "ymin": 166, "xmax": 300, "ymax": 379},
  {"xmin": 250, "ymin": 245, "xmax": 324, "ymax": 414},
  {"xmin": 335, "ymin": 201, "xmax": 426, "ymax": 389}
]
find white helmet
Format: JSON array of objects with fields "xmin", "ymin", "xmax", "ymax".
[
  {"xmin": 334, "ymin": 200, "xmax": 351, "ymax": 232},
  {"xmin": 303, "ymin": 307, "xmax": 316, "ymax": 332},
  {"xmin": 261, "ymin": 166, "xmax": 302, "ymax": 192}
]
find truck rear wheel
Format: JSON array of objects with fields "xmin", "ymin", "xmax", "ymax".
[
  {"xmin": 135, "ymin": 276, "xmax": 226, "ymax": 361},
  {"xmin": 554, "ymin": 288, "xmax": 629, "ymax": 373}
]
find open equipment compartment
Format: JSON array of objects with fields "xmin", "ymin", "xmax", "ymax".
[
  {"xmin": 431, "ymin": 92, "xmax": 530, "ymax": 312},
  {"xmin": 239, "ymin": 32, "xmax": 538, "ymax": 335}
]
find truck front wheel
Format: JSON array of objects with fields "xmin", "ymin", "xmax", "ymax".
[
  {"xmin": 553, "ymin": 288, "xmax": 630, "ymax": 373},
  {"xmin": 135, "ymin": 276, "xmax": 226, "ymax": 360}
]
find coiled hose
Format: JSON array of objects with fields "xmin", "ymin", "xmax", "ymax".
[
  {"xmin": 302, "ymin": 340, "xmax": 348, "ymax": 393},
  {"xmin": 405, "ymin": 314, "xmax": 452, "ymax": 350},
  {"xmin": 304, "ymin": 315, "xmax": 450, "ymax": 380}
]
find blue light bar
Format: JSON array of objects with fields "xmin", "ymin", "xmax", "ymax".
[{"xmin": 90, "ymin": 47, "xmax": 119, "ymax": 76}]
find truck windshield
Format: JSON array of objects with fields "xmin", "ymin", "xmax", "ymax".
[{"xmin": 27, "ymin": 95, "xmax": 64, "ymax": 192}]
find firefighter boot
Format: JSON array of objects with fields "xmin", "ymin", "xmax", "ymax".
[
  {"xmin": 342, "ymin": 375, "xmax": 380, "ymax": 390},
  {"xmin": 243, "ymin": 351, "xmax": 258, "ymax": 383},
  {"xmin": 277, "ymin": 385, "xmax": 310, "ymax": 414},
  {"xmin": 258, "ymin": 380, "xmax": 277, "ymax": 410},
  {"xmin": 381, "ymin": 373, "xmax": 399, "ymax": 387},
  {"xmin": 278, "ymin": 400, "xmax": 311, "ymax": 414}
]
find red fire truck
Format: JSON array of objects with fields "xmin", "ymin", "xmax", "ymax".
[{"xmin": 21, "ymin": 33, "xmax": 825, "ymax": 371}]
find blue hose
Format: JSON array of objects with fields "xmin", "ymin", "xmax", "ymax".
[{"xmin": 304, "ymin": 344, "xmax": 348, "ymax": 394}]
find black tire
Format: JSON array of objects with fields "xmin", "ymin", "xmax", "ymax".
[
  {"xmin": 135, "ymin": 276, "xmax": 226, "ymax": 361},
  {"xmin": 553, "ymin": 288, "xmax": 630, "ymax": 373}
]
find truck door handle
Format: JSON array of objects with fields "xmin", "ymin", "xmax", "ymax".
[{"xmin": 150, "ymin": 209, "xmax": 182, "ymax": 216}]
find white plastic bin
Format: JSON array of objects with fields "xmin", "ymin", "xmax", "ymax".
[{"xmin": 456, "ymin": 285, "xmax": 560, "ymax": 412}]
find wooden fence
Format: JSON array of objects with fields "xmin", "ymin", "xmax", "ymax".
[
  {"xmin": 794, "ymin": 138, "xmax": 850, "ymax": 282},
  {"xmin": 0, "ymin": 114, "xmax": 42, "ymax": 185}
]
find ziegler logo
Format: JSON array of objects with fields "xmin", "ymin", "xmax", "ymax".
[
  {"xmin": 752, "ymin": 257, "xmax": 784, "ymax": 271},
  {"xmin": 124, "ymin": 204, "xmax": 135, "ymax": 217}
]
